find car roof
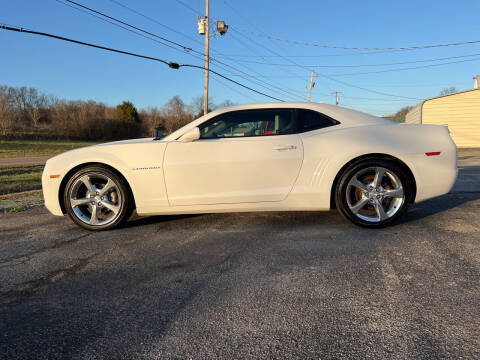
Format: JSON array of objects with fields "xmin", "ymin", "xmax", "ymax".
[{"xmin": 164, "ymin": 102, "xmax": 393, "ymax": 141}]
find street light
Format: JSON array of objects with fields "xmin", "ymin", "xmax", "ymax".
[{"xmin": 216, "ymin": 21, "xmax": 228, "ymax": 35}]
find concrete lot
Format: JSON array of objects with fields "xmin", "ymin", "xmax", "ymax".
[{"xmin": 1, "ymin": 150, "xmax": 479, "ymax": 359}]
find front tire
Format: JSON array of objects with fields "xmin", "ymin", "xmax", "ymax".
[
  {"xmin": 64, "ymin": 165, "xmax": 133, "ymax": 231},
  {"xmin": 335, "ymin": 159, "xmax": 414, "ymax": 228}
]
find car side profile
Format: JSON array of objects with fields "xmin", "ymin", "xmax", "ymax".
[{"xmin": 42, "ymin": 102, "xmax": 458, "ymax": 230}]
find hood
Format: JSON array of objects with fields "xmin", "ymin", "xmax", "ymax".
[
  {"xmin": 46, "ymin": 137, "xmax": 158, "ymax": 164},
  {"xmin": 93, "ymin": 137, "xmax": 156, "ymax": 147}
]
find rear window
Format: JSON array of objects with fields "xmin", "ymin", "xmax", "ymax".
[{"xmin": 298, "ymin": 109, "xmax": 338, "ymax": 133}]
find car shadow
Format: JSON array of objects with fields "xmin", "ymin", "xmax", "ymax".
[
  {"xmin": 124, "ymin": 191, "xmax": 480, "ymax": 229},
  {"xmin": 400, "ymin": 163, "xmax": 480, "ymax": 223},
  {"xmin": 399, "ymin": 191, "xmax": 480, "ymax": 224},
  {"xmin": 125, "ymin": 213, "xmax": 204, "ymax": 228},
  {"xmin": 124, "ymin": 163, "xmax": 480, "ymax": 229}
]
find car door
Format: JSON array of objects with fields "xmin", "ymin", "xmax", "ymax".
[{"xmin": 163, "ymin": 108, "xmax": 304, "ymax": 206}]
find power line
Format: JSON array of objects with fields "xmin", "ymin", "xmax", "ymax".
[
  {"xmin": 156, "ymin": 0, "xmax": 306, "ymax": 100},
  {"xmin": 341, "ymin": 95, "xmax": 412, "ymax": 101},
  {"xmin": 107, "ymin": 0, "xmax": 205, "ymax": 48},
  {"xmin": 174, "ymin": 0, "xmax": 202, "ymax": 16},
  {"xmin": 65, "ymin": 0, "xmax": 195, "ymax": 53},
  {"xmin": 210, "ymin": 49, "xmax": 440, "ymax": 57},
  {"xmin": 181, "ymin": 65, "xmax": 285, "ymax": 101},
  {"xmin": 219, "ymin": 3, "xmax": 418, "ymax": 100},
  {"xmin": 321, "ymin": 75, "xmax": 422, "ymax": 100},
  {"xmin": 54, "ymin": 0, "xmax": 187, "ymax": 54},
  {"xmin": 58, "ymin": 0, "xmax": 301, "ymax": 101},
  {"xmin": 208, "ymin": 57, "xmax": 302, "ymax": 101},
  {"xmin": 230, "ymin": 27, "xmax": 421, "ymax": 100},
  {"xmin": 220, "ymin": 54, "xmax": 480, "ymax": 78},
  {"xmin": 210, "ymin": 73, "xmax": 262, "ymax": 102},
  {"xmin": 1, "ymin": 24, "xmax": 171, "ymax": 65},
  {"xmin": 0, "ymin": 24, "xmax": 285, "ymax": 102},
  {"xmin": 222, "ymin": 0, "xmax": 319, "ymax": 95},
  {"xmin": 227, "ymin": 27, "xmax": 332, "ymax": 97},
  {"xmin": 319, "ymin": 57, "xmax": 480, "ymax": 76},
  {"xmin": 231, "ymin": 24, "xmax": 480, "ymax": 52},
  {"xmin": 222, "ymin": 32, "xmax": 306, "ymax": 100},
  {"xmin": 210, "ymin": 52, "xmax": 480, "ymax": 68}
]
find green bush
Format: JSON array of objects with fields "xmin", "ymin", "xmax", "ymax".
[{"xmin": 116, "ymin": 101, "xmax": 139, "ymax": 123}]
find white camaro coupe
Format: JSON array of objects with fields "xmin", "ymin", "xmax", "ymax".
[{"xmin": 42, "ymin": 103, "xmax": 457, "ymax": 231}]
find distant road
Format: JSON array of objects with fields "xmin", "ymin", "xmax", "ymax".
[{"xmin": 0, "ymin": 156, "xmax": 50, "ymax": 167}]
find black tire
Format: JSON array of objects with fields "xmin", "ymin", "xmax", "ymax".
[
  {"xmin": 64, "ymin": 165, "xmax": 133, "ymax": 231},
  {"xmin": 335, "ymin": 159, "xmax": 414, "ymax": 228}
]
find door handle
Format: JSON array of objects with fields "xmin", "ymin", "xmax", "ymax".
[{"xmin": 273, "ymin": 145, "xmax": 297, "ymax": 151}]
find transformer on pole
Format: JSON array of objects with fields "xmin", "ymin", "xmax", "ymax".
[{"xmin": 198, "ymin": 1, "xmax": 228, "ymax": 115}]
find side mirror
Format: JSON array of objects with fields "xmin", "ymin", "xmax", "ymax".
[{"xmin": 178, "ymin": 127, "xmax": 200, "ymax": 143}]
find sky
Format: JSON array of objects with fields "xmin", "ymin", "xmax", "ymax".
[{"xmin": 1, "ymin": 0, "xmax": 480, "ymax": 116}]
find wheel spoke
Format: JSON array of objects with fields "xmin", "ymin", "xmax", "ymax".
[
  {"xmin": 348, "ymin": 176, "xmax": 368, "ymax": 191},
  {"xmin": 349, "ymin": 197, "xmax": 369, "ymax": 214},
  {"xmin": 99, "ymin": 179, "xmax": 116, "ymax": 196},
  {"xmin": 374, "ymin": 199, "xmax": 388, "ymax": 221},
  {"xmin": 71, "ymin": 198, "xmax": 91, "ymax": 208},
  {"xmin": 89, "ymin": 205, "xmax": 99, "ymax": 225},
  {"xmin": 373, "ymin": 167, "xmax": 386, "ymax": 188},
  {"xmin": 80, "ymin": 175, "xmax": 96, "ymax": 193},
  {"xmin": 101, "ymin": 199, "xmax": 120, "ymax": 214},
  {"xmin": 70, "ymin": 171, "xmax": 124, "ymax": 227},
  {"xmin": 384, "ymin": 187, "xmax": 404, "ymax": 198}
]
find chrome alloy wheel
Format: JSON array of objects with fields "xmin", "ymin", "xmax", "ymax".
[
  {"xmin": 346, "ymin": 166, "xmax": 404, "ymax": 223},
  {"xmin": 68, "ymin": 172, "xmax": 122, "ymax": 226}
]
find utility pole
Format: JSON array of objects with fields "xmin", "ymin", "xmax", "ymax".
[
  {"xmin": 198, "ymin": 1, "xmax": 228, "ymax": 115},
  {"xmin": 307, "ymin": 70, "xmax": 315, "ymax": 102},
  {"xmin": 203, "ymin": 0, "xmax": 210, "ymax": 115},
  {"xmin": 331, "ymin": 91, "xmax": 341, "ymax": 105}
]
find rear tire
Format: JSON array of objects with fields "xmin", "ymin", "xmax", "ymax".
[
  {"xmin": 335, "ymin": 159, "xmax": 414, "ymax": 228},
  {"xmin": 64, "ymin": 165, "xmax": 133, "ymax": 231}
]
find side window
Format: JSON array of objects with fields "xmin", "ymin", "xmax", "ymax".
[
  {"xmin": 199, "ymin": 109, "xmax": 294, "ymax": 139},
  {"xmin": 298, "ymin": 109, "xmax": 338, "ymax": 133}
]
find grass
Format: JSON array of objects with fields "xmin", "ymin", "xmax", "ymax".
[
  {"xmin": 383, "ymin": 115, "xmax": 405, "ymax": 123},
  {"xmin": 0, "ymin": 190, "xmax": 43, "ymax": 214},
  {"xmin": 0, "ymin": 165, "xmax": 44, "ymax": 195},
  {"xmin": 0, "ymin": 139, "xmax": 98, "ymax": 158}
]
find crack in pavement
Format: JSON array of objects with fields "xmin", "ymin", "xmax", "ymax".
[
  {"xmin": 0, "ymin": 255, "xmax": 95, "ymax": 305},
  {"xmin": 0, "ymin": 233, "xmax": 91, "ymax": 268}
]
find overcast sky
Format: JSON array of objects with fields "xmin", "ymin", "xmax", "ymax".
[{"xmin": 2, "ymin": 0, "xmax": 480, "ymax": 115}]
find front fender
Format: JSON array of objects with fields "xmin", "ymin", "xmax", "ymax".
[{"xmin": 42, "ymin": 142, "xmax": 169, "ymax": 216}]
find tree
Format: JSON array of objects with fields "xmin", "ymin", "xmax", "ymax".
[
  {"xmin": 139, "ymin": 107, "xmax": 165, "ymax": 137},
  {"xmin": 216, "ymin": 99, "xmax": 236, "ymax": 109},
  {"xmin": 116, "ymin": 101, "xmax": 139, "ymax": 123},
  {"xmin": 7, "ymin": 86, "xmax": 47, "ymax": 126},
  {"xmin": 0, "ymin": 92, "xmax": 14, "ymax": 137},
  {"xmin": 395, "ymin": 106, "xmax": 413, "ymax": 118},
  {"xmin": 190, "ymin": 95, "xmax": 215, "ymax": 118},
  {"xmin": 439, "ymin": 87, "xmax": 457, "ymax": 96},
  {"xmin": 161, "ymin": 96, "xmax": 194, "ymax": 134},
  {"xmin": 384, "ymin": 105, "xmax": 413, "ymax": 123},
  {"xmin": 25, "ymin": 87, "xmax": 47, "ymax": 126}
]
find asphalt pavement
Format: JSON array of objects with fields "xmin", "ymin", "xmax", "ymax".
[
  {"xmin": 0, "ymin": 150, "xmax": 479, "ymax": 359},
  {"xmin": 0, "ymin": 156, "xmax": 50, "ymax": 167}
]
